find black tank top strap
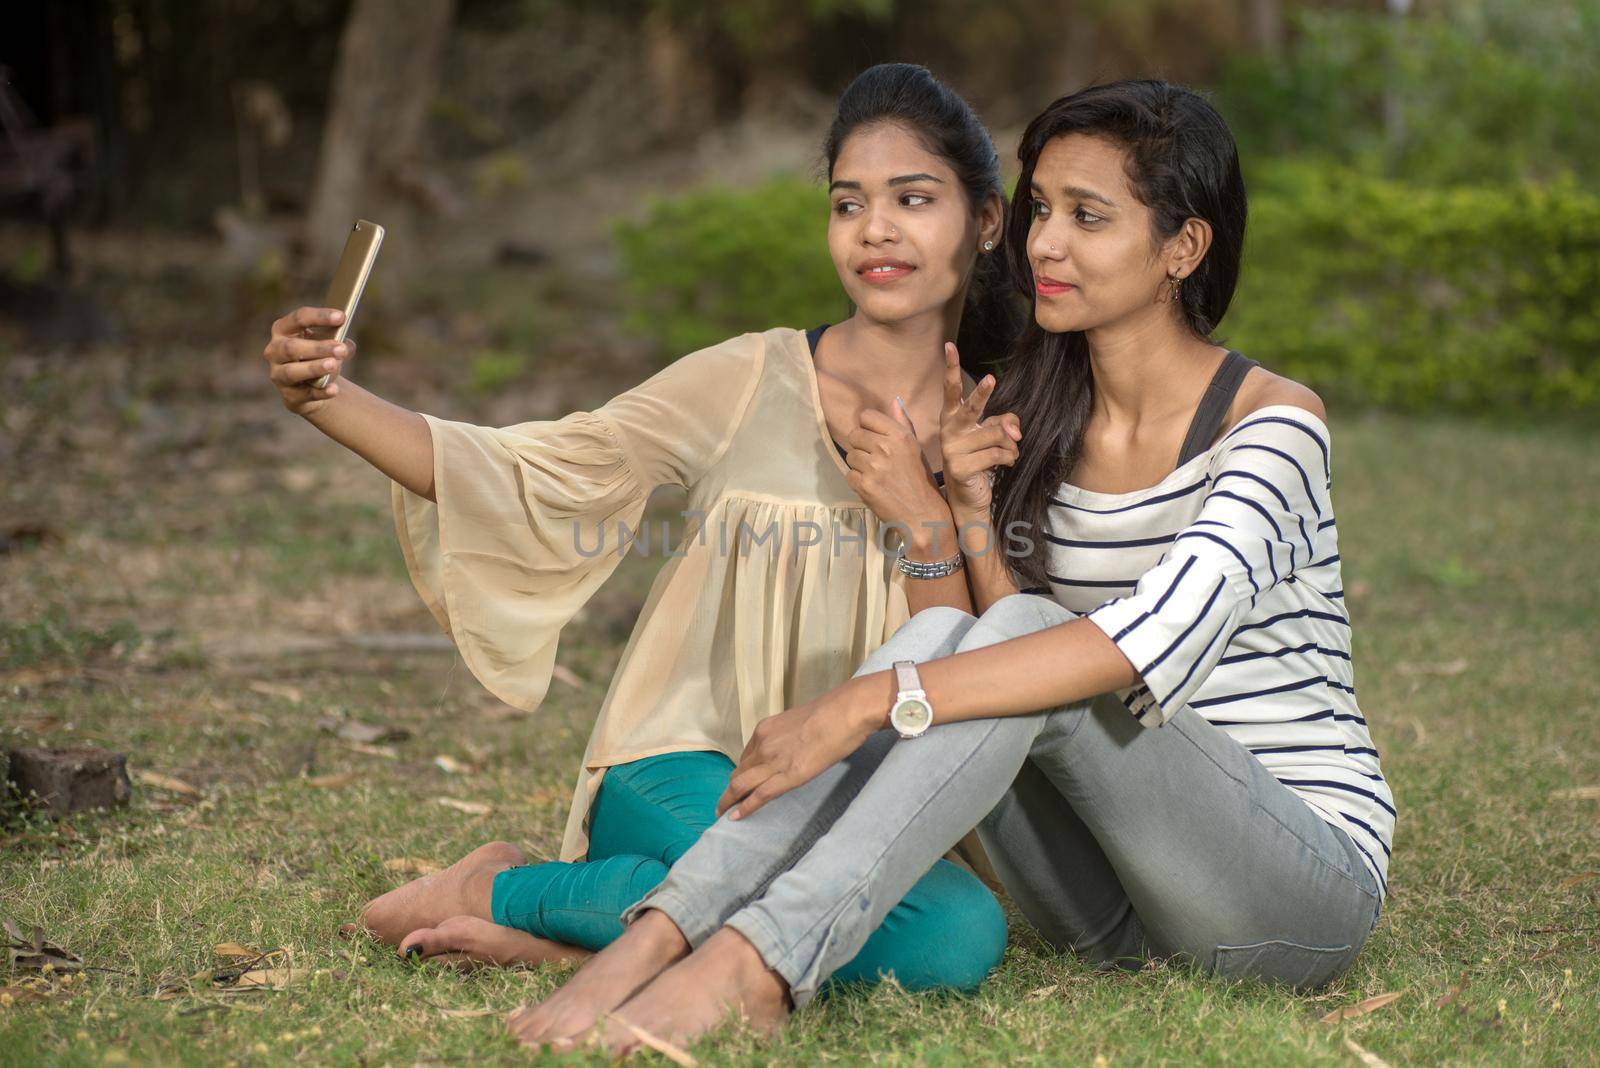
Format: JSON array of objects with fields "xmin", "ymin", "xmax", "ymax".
[{"xmin": 1175, "ymin": 349, "xmax": 1259, "ymax": 467}]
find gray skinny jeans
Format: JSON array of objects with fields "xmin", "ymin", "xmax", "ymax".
[{"xmin": 623, "ymin": 595, "xmax": 1382, "ymax": 1007}]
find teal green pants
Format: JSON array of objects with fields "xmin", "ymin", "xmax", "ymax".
[{"xmin": 490, "ymin": 750, "xmax": 1007, "ymax": 991}]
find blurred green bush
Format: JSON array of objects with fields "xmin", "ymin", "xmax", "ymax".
[
  {"xmin": 616, "ymin": 166, "xmax": 1600, "ymax": 411},
  {"xmin": 1216, "ymin": 1, "xmax": 1599, "ymax": 186},
  {"xmin": 614, "ymin": 175, "xmax": 844, "ymax": 356},
  {"xmin": 1229, "ymin": 161, "xmax": 1600, "ymax": 411}
]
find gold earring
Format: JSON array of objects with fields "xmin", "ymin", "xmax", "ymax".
[{"xmin": 1166, "ymin": 272, "xmax": 1184, "ymax": 303}]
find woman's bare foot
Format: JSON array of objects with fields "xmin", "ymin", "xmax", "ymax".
[
  {"xmin": 506, "ymin": 908, "xmax": 690, "ymax": 1050},
  {"xmin": 360, "ymin": 841, "xmax": 525, "ymax": 945},
  {"xmin": 602, "ymin": 926, "xmax": 791, "ymax": 1056},
  {"xmin": 397, "ymin": 915, "xmax": 590, "ymax": 971}
]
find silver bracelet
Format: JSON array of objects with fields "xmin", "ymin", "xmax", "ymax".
[{"xmin": 896, "ymin": 544, "xmax": 965, "ymax": 580}]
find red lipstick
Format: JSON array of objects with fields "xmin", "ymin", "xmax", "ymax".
[{"xmin": 858, "ymin": 257, "xmax": 916, "ymax": 284}]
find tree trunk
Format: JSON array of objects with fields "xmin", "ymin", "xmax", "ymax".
[
  {"xmin": 5, "ymin": 747, "xmax": 131, "ymax": 818},
  {"xmin": 1244, "ymin": 0, "xmax": 1284, "ymax": 61},
  {"xmin": 302, "ymin": 0, "xmax": 456, "ymax": 278}
]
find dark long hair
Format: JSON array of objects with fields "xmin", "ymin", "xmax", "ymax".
[
  {"xmin": 823, "ymin": 63, "xmax": 1024, "ymax": 375},
  {"xmin": 989, "ymin": 80, "xmax": 1248, "ymax": 587}
]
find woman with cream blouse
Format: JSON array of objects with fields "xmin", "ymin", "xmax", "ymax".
[{"xmin": 259, "ymin": 64, "xmax": 1023, "ymax": 991}]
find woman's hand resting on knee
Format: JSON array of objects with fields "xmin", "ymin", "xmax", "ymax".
[{"xmin": 717, "ymin": 672, "xmax": 895, "ymax": 820}]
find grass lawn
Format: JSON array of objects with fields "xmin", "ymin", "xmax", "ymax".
[{"xmin": 2, "ymin": 348, "xmax": 1596, "ymax": 1065}]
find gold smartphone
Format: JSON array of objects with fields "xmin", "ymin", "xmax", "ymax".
[{"xmin": 309, "ymin": 218, "xmax": 384, "ymax": 388}]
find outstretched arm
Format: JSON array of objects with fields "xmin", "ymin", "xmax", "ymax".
[{"xmin": 263, "ymin": 306, "xmax": 435, "ymax": 500}]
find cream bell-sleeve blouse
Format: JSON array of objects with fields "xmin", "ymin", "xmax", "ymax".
[{"xmin": 391, "ymin": 327, "xmax": 923, "ymax": 861}]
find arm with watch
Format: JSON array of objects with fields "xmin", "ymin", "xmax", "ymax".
[{"xmin": 717, "ymin": 603, "xmax": 1138, "ymax": 820}]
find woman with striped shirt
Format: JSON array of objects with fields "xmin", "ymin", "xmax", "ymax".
[{"xmin": 510, "ymin": 80, "xmax": 1393, "ymax": 1053}]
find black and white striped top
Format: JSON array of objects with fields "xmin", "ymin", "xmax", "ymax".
[{"xmin": 1052, "ymin": 405, "xmax": 1395, "ymax": 897}]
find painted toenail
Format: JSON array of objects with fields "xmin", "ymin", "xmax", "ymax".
[{"xmin": 403, "ymin": 944, "xmax": 422, "ymax": 958}]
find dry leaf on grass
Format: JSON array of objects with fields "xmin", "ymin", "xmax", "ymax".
[
  {"xmin": 1025, "ymin": 984, "xmax": 1060, "ymax": 1001},
  {"xmin": 1551, "ymin": 786, "xmax": 1600, "ymax": 801},
  {"xmin": 434, "ymin": 797, "xmax": 492, "ymax": 816},
  {"xmin": 1435, "ymin": 982, "xmax": 1466, "ymax": 1009},
  {"xmin": 344, "ymin": 742, "xmax": 398, "ymax": 760},
  {"xmin": 551, "ymin": 665, "xmax": 588, "ymax": 690},
  {"xmin": 383, "ymin": 857, "xmax": 443, "ymax": 876},
  {"xmin": 439, "ymin": 1007, "xmax": 497, "ymax": 1019},
  {"xmin": 229, "ymin": 966, "xmax": 296, "ymax": 991},
  {"xmin": 339, "ymin": 721, "xmax": 410, "ymax": 745},
  {"xmin": 214, "ymin": 943, "xmax": 261, "ymax": 959},
  {"xmin": 1342, "ymin": 1036, "xmax": 1393, "ymax": 1068},
  {"xmin": 156, "ymin": 952, "xmax": 292, "ymax": 999},
  {"xmin": 619, "ymin": 1019, "xmax": 698, "ymax": 1067},
  {"xmin": 433, "ymin": 755, "xmax": 473, "ymax": 775},
  {"xmin": 1559, "ymin": 871, "xmax": 1599, "ymax": 888},
  {"xmin": 133, "ymin": 770, "xmax": 200, "ymax": 797},
  {"xmin": 305, "ymin": 771, "xmax": 361, "ymax": 789},
  {"xmin": 3, "ymin": 919, "xmax": 83, "ymax": 973},
  {"xmin": 210, "ymin": 948, "xmax": 295, "ymax": 993},
  {"xmin": 247, "ymin": 679, "xmax": 302, "ymax": 703},
  {"xmin": 1320, "ymin": 991, "xmax": 1402, "ymax": 1024},
  {"xmin": 315, "ymin": 715, "xmax": 411, "ymax": 745}
]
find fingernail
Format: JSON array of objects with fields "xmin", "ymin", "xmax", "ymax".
[
  {"xmin": 728, "ymin": 809, "xmax": 741, "ymax": 821},
  {"xmin": 331, "ymin": 310, "xmax": 344, "ymax": 322},
  {"xmin": 323, "ymin": 359, "xmax": 336, "ymax": 369},
  {"xmin": 334, "ymin": 345, "xmax": 347, "ymax": 356}
]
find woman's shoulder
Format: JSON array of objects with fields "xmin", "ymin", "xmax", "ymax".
[
  {"xmin": 674, "ymin": 329, "xmax": 776, "ymax": 368},
  {"xmin": 1221, "ymin": 365, "xmax": 1328, "ymax": 436},
  {"xmin": 625, "ymin": 330, "xmax": 780, "ymax": 398},
  {"xmin": 1210, "ymin": 366, "xmax": 1333, "ymax": 487}
]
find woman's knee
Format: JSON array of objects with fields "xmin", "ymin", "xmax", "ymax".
[
  {"xmin": 911, "ymin": 605, "xmax": 978, "ymax": 629},
  {"xmin": 590, "ymin": 752, "xmax": 730, "ymax": 863},
  {"xmin": 957, "ymin": 593, "xmax": 1077, "ymax": 654},
  {"xmin": 855, "ymin": 606, "xmax": 979, "ymax": 677}
]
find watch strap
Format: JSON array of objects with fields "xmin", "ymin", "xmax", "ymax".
[{"xmin": 893, "ymin": 660, "xmax": 921, "ymax": 694}]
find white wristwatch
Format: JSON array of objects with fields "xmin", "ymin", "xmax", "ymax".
[{"xmin": 889, "ymin": 660, "xmax": 934, "ymax": 739}]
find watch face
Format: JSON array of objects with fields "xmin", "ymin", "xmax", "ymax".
[{"xmin": 891, "ymin": 697, "xmax": 932, "ymax": 734}]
